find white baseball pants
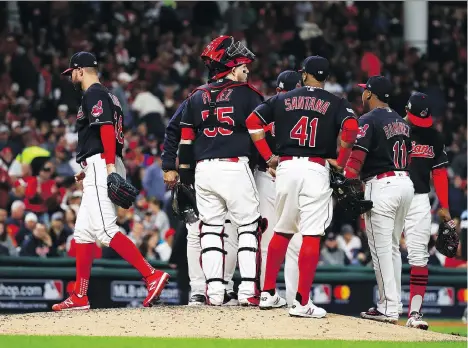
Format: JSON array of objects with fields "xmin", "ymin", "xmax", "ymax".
[
  {"xmin": 404, "ymin": 193, "xmax": 431, "ymax": 267},
  {"xmin": 195, "ymin": 157, "xmax": 261, "ymax": 305},
  {"xmin": 254, "ymin": 168, "xmax": 302, "ymax": 306},
  {"xmin": 74, "ymin": 154, "xmax": 126, "ymax": 246},
  {"xmin": 364, "ymin": 173, "xmax": 414, "ymax": 318}
]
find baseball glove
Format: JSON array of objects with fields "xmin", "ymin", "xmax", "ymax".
[
  {"xmin": 172, "ymin": 183, "xmax": 199, "ymax": 224},
  {"xmin": 435, "ymin": 220, "xmax": 459, "ymax": 258},
  {"xmin": 330, "ymin": 169, "xmax": 373, "ymax": 217},
  {"xmin": 107, "ymin": 172, "xmax": 139, "ymax": 209}
]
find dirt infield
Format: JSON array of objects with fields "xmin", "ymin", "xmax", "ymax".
[{"xmin": 0, "ymin": 306, "xmax": 464, "ymax": 341}]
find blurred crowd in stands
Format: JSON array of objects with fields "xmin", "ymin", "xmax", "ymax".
[{"xmin": 0, "ymin": 2, "xmax": 465, "ymax": 267}]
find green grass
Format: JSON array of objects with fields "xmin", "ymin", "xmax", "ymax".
[
  {"xmin": 0, "ymin": 337, "xmax": 465, "ymax": 348},
  {"xmin": 431, "ymin": 325, "xmax": 467, "ymax": 337}
]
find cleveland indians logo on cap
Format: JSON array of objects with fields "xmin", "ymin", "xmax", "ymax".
[
  {"xmin": 91, "ymin": 100, "xmax": 103, "ymax": 117},
  {"xmin": 420, "ymin": 108, "xmax": 428, "ymax": 117}
]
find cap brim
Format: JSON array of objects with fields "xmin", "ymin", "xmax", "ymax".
[
  {"xmin": 357, "ymin": 83, "xmax": 367, "ymax": 89},
  {"xmin": 61, "ymin": 68, "xmax": 74, "ymax": 75},
  {"xmin": 408, "ymin": 112, "xmax": 433, "ymax": 128}
]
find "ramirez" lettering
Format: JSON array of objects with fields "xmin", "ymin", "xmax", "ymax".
[{"xmin": 383, "ymin": 121, "xmax": 410, "ymax": 139}]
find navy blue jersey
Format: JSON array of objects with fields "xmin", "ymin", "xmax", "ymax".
[
  {"xmin": 409, "ymin": 126, "xmax": 448, "ymax": 194},
  {"xmin": 180, "ymin": 79, "xmax": 263, "ymax": 161},
  {"xmin": 76, "ymin": 83, "xmax": 124, "ymax": 163},
  {"xmin": 253, "ymin": 86, "xmax": 356, "ymax": 158},
  {"xmin": 161, "ymin": 99, "xmax": 188, "ymax": 171},
  {"xmin": 354, "ymin": 107, "xmax": 412, "ymax": 180}
]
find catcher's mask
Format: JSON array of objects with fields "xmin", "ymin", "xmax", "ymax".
[
  {"xmin": 172, "ymin": 183, "xmax": 199, "ymax": 224},
  {"xmin": 201, "ymin": 36, "xmax": 255, "ymax": 80}
]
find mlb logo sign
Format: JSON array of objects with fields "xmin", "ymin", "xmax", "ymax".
[
  {"xmin": 375, "ymin": 286, "xmax": 455, "ymax": 307},
  {"xmin": 312, "ymin": 284, "xmax": 332, "ymax": 304}
]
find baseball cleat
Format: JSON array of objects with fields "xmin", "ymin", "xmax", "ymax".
[
  {"xmin": 223, "ymin": 292, "xmax": 239, "ymax": 306},
  {"xmin": 289, "ymin": 299, "xmax": 326, "ymax": 318},
  {"xmin": 360, "ymin": 307, "xmax": 398, "ymax": 324},
  {"xmin": 239, "ymin": 296, "xmax": 259, "ymax": 307},
  {"xmin": 188, "ymin": 294, "xmax": 206, "ymax": 306},
  {"xmin": 259, "ymin": 291, "xmax": 287, "ymax": 310},
  {"xmin": 406, "ymin": 311, "xmax": 429, "ymax": 330},
  {"xmin": 143, "ymin": 270, "xmax": 170, "ymax": 307},
  {"xmin": 52, "ymin": 293, "xmax": 90, "ymax": 311}
]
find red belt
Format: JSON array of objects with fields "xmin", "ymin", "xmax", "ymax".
[
  {"xmin": 197, "ymin": 157, "xmax": 239, "ymax": 164},
  {"xmin": 279, "ymin": 156, "xmax": 326, "ymax": 166},
  {"xmin": 375, "ymin": 171, "xmax": 409, "ymax": 180}
]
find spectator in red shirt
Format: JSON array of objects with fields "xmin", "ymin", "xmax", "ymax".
[
  {"xmin": 24, "ymin": 161, "xmax": 61, "ymax": 223},
  {"xmin": 360, "ymin": 46, "xmax": 381, "ymax": 79}
]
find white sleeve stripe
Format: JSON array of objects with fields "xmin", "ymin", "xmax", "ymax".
[
  {"xmin": 180, "ymin": 122, "xmax": 193, "ymax": 126},
  {"xmin": 248, "ymin": 129, "xmax": 264, "ymax": 134},
  {"xmin": 254, "ymin": 110, "xmax": 267, "ymax": 125},
  {"xmin": 432, "ymin": 161, "xmax": 449, "ymax": 169},
  {"xmin": 353, "ymin": 144, "xmax": 369, "ymax": 152},
  {"xmin": 90, "ymin": 121, "xmax": 113, "ymax": 126}
]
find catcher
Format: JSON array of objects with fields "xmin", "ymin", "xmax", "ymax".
[
  {"xmin": 52, "ymin": 52, "xmax": 169, "ymax": 311},
  {"xmin": 402, "ymin": 92, "xmax": 459, "ymax": 330}
]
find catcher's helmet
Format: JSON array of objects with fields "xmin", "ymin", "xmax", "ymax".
[{"xmin": 201, "ymin": 36, "xmax": 255, "ymax": 79}]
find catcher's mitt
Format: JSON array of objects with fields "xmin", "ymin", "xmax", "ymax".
[
  {"xmin": 107, "ymin": 172, "xmax": 139, "ymax": 209},
  {"xmin": 172, "ymin": 183, "xmax": 199, "ymax": 224},
  {"xmin": 330, "ymin": 169, "xmax": 373, "ymax": 217},
  {"xmin": 435, "ymin": 220, "xmax": 459, "ymax": 258}
]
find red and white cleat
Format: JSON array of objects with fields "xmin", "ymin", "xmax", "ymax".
[
  {"xmin": 143, "ymin": 270, "xmax": 170, "ymax": 307},
  {"xmin": 238, "ymin": 296, "xmax": 260, "ymax": 307},
  {"xmin": 52, "ymin": 293, "xmax": 90, "ymax": 311}
]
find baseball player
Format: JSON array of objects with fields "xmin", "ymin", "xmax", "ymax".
[
  {"xmin": 179, "ymin": 36, "xmax": 264, "ymax": 306},
  {"xmin": 246, "ymin": 56, "xmax": 359, "ymax": 317},
  {"xmin": 162, "ymin": 100, "xmax": 239, "ymax": 306},
  {"xmin": 403, "ymin": 92, "xmax": 450, "ymax": 330},
  {"xmin": 52, "ymin": 52, "xmax": 169, "ymax": 311},
  {"xmin": 344, "ymin": 76, "xmax": 414, "ymax": 324},
  {"xmin": 254, "ymin": 70, "xmax": 303, "ymax": 306}
]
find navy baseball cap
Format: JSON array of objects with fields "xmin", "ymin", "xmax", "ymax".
[
  {"xmin": 61, "ymin": 52, "xmax": 98, "ymax": 75},
  {"xmin": 357, "ymin": 76, "xmax": 392, "ymax": 102},
  {"xmin": 299, "ymin": 56, "xmax": 329, "ymax": 82},
  {"xmin": 406, "ymin": 92, "xmax": 433, "ymax": 128},
  {"xmin": 276, "ymin": 70, "xmax": 301, "ymax": 91}
]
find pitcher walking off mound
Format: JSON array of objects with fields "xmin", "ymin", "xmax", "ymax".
[
  {"xmin": 52, "ymin": 52, "xmax": 169, "ymax": 311},
  {"xmin": 179, "ymin": 36, "xmax": 264, "ymax": 306},
  {"xmin": 344, "ymin": 76, "xmax": 414, "ymax": 324},
  {"xmin": 246, "ymin": 56, "xmax": 358, "ymax": 317},
  {"xmin": 403, "ymin": 92, "xmax": 451, "ymax": 330}
]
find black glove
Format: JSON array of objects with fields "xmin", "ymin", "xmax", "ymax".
[
  {"xmin": 330, "ymin": 169, "xmax": 373, "ymax": 217},
  {"xmin": 435, "ymin": 220, "xmax": 459, "ymax": 258},
  {"xmin": 107, "ymin": 172, "xmax": 139, "ymax": 209},
  {"xmin": 172, "ymin": 182, "xmax": 199, "ymax": 224}
]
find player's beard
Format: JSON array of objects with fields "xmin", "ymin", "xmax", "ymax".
[{"xmin": 73, "ymin": 81, "xmax": 83, "ymax": 92}]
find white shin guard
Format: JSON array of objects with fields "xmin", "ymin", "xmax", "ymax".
[
  {"xmin": 237, "ymin": 221, "xmax": 260, "ymax": 301},
  {"xmin": 200, "ymin": 223, "xmax": 226, "ymax": 305}
]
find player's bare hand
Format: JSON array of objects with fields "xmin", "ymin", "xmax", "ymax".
[
  {"xmin": 106, "ymin": 164, "xmax": 116, "ymax": 175},
  {"xmin": 327, "ymin": 159, "xmax": 343, "ymax": 172},
  {"xmin": 266, "ymin": 155, "xmax": 279, "ymax": 170},
  {"xmin": 267, "ymin": 167, "xmax": 277, "ymax": 178},
  {"xmin": 164, "ymin": 170, "xmax": 179, "ymax": 189},
  {"xmin": 437, "ymin": 208, "xmax": 451, "ymax": 222},
  {"xmin": 75, "ymin": 171, "xmax": 85, "ymax": 183}
]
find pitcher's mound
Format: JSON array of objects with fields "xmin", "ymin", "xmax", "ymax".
[{"xmin": 0, "ymin": 306, "xmax": 463, "ymax": 341}]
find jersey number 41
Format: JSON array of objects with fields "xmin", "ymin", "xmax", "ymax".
[{"xmin": 290, "ymin": 116, "xmax": 319, "ymax": 147}]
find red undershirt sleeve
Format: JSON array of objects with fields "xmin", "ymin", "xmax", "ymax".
[
  {"xmin": 100, "ymin": 124, "xmax": 116, "ymax": 165},
  {"xmin": 432, "ymin": 167, "xmax": 449, "ymax": 209}
]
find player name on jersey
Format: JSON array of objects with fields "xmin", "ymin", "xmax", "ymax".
[
  {"xmin": 383, "ymin": 121, "xmax": 410, "ymax": 139},
  {"xmin": 284, "ymin": 96, "xmax": 330, "ymax": 114}
]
